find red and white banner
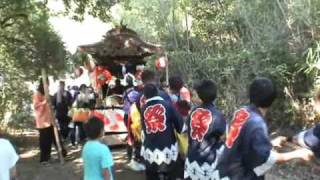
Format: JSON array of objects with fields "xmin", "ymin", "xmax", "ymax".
[{"xmin": 91, "ymin": 109, "xmax": 127, "ymax": 133}]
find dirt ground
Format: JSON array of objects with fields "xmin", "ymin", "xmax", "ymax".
[
  {"xmin": 13, "ymin": 131, "xmax": 144, "ymax": 180},
  {"xmin": 9, "ymin": 131, "xmax": 320, "ymax": 180}
]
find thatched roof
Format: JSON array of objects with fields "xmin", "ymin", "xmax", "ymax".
[{"xmin": 78, "ymin": 25, "xmax": 164, "ymax": 66}]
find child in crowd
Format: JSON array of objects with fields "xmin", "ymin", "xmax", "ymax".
[
  {"xmin": 82, "ymin": 117, "xmax": 114, "ymax": 180},
  {"xmin": 168, "ymin": 75, "xmax": 192, "ymax": 179},
  {"xmin": 168, "ymin": 75, "xmax": 191, "ymax": 119},
  {"xmin": 184, "ymin": 80, "xmax": 226, "ymax": 180},
  {"xmin": 140, "ymin": 84, "xmax": 184, "ymax": 180},
  {"xmin": 169, "ymin": 75, "xmax": 191, "ymax": 103},
  {"xmin": 215, "ymin": 77, "xmax": 313, "ymax": 180}
]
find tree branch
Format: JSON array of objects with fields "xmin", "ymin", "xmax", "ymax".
[
  {"xmin": 0, "ymin": 35, "xmax": 27, "ymax": 45},
  {"xmin": 0, "ymin": 13, "xmax": 28, "ymax": 28},
  {"xmin": 0, "ymin": 1, "xmax": 9, "ymax": 9},
  {"xmin": 217, "ymin": 0, "xmax": 225, "ymax": 14}
]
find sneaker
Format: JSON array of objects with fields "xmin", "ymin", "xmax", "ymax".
[
  {"xmin": 40, "ymin": 161, "xmax": 50, "ymax": 166},
  {"xmin": 137, "ymin": 162, "xmax": 146, "ymax": 171},
  {"xmin": 127, "ymin": 160, "xmax": 145, "ymax": 171}
]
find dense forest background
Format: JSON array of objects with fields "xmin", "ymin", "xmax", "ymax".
[{"xmin": 1, "ymin": 0, "xmax": 320, "ymax": 131}]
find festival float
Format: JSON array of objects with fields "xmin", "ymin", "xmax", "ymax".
[{"xmin": 76, "ymin": 25, "xmax": 166, "ymax": 145}]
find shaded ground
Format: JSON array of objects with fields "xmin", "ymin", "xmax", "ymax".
[
  {"xmin": 13, "ymin": 131, "xmax": 144, "ymax": 180},
  {"xmin": 7, "ymin": 131, "xmax": 320, "ymax": 180}
]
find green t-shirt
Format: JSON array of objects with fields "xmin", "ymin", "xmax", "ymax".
[{"xmin": 82, "ymin": 140, "xmax": 114, "ymax": 180}]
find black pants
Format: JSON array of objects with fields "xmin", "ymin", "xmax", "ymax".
[
  {"xmin": 70, "ymin": 122, "xmax": 86, "ymax": 145},
  {"xmin": 124, "ymin": 113, "xmax": 132, "ymax": 160},
  {"xmin": 145, "ymin": 169, "xmax": 173, "ymax": 180},
  {"xmin": 124, "ymin": 113, "xmax": 129, "ymax": 127},
  {"xmin": 145, "ymin": 163, "xmax": 176, "ymax": 180},
  {"xmin": 171, "ymin": 155, "xmax": 185, "ymax": 179},
  {"xmin": 124, "ymin": 113, "xmax": 143, "ymax": 162},
  {"xmin": 57, "ymin": 115, "xmax": 71, "ymax": 139},
  {"xmin": 126, "ymin": 141, "xmax": 143, "ymax": 162},
  {"xmin": 39, "ymin": 126, "xmax": 67, "ymax": 162},
  {"xmin": 39, "ymin": 126, "xmax": 54, "ymax": 162},
  {"xmin": 133, "ymin": 141, "xmax": 143, "ymax": 162}
]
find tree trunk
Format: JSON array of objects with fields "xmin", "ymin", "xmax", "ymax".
[
  {"xmin": 185, "ymin": 10, "xmax": 190, "ymax": 51},
  {"xmin": 171, "ymin": 0, "xmax": 179, "ymax": 49}
]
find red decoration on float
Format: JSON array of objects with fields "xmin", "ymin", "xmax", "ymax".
[{"xmin": 90, "ymin": 66, "xmax": 112, "ymax": 89}]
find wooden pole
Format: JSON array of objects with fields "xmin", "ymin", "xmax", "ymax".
[
  {"xmin": 165, "ymin": 53, "xmax": 169, "ymax": 86},
  {"xmin": 41, "ymin": 68, "xmax": 64, "ymax": 164}
]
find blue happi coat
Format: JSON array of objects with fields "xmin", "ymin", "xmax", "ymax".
[
  {"xmin": 184, "ymin": 103, "xmax": 226, "ymax": 180},
  {"xmin": 136, "ymin": 90, "xmax": 172, "ymax": 111},
  {"xmin": 296, "ymin": 124, "xmax": 320, "ymax": 158},
  {"xmin": 215, "ymin": 105, "xmax": 276, "ymax": 180},
  {"xmin": 140, "ymin": 96, "xmax": 184, "ymax": 171}
]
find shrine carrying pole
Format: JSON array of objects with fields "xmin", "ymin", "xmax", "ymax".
[{"xmin": 165, "ymin": 53, "xmax": 169, "ymax": 86}]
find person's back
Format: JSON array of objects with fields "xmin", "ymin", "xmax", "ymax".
[
  {"xmin": 136, "ymin": 90, "xmax": 172, "ymax": 112},
  {"xmin": 123, "ymin": 74, "xmax": 140, "ymax": 114},
  {"xmin": 184, "ymin": 80, "xmax": 226, "ymax": 180},
  {"xmin": 0, "ymin": 139, "xmax": 19, "ymax": 180},
  {"xmin": 141, "ymin": 98, "xmax": 181, "ymax": 154},
  {"xmin": 82, "ymin": 117, "xmax": 114, "ymax": 180},
  {"xmin": 33, "ymin": 91, "xmax": 52, "ymax": 129},
  {"xmin": 217, "ymin": 105, "xmax": 269, "ymax": 179},
  {"xmin": 53, "ymin": 81, "xmax": 73, "ymax": 139},
  {"xmin": 141, "ymin": 84, "xmax": 184, "ymax": 180},
  {"xmin": 215, "ymin": 78, "xmax": 313, "ymax": 180},
  {"xmin": 82, "ymin": 140, "xmax": 113, "ymax": 180},
  {"xmin": 53, "ymin": 90, "xmax": 72, "ymax": 117},
  {"xmin": 53, "ymin": 81, "xmax": 72, "ymax": 118}
]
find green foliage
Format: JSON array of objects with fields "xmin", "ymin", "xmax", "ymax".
[
  {"xmin": 61, "ymin": 0, "xmax": 120, "ymax": 22},
  {"xmin": 299, "ymin": 42, "xmax": 320, "ymax": 84},
  {"xmin": 0, "ymin": 0, "xmax": 68, "ymax": 128},
  {"xmin": 109, "ymin": 0, "xmax": 320, "ymax": 126},
  {"xmin": 2, "ymin": 0, "xmax": 320, "ymax": 129}
]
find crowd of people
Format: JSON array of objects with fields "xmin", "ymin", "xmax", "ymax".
[
  {"xmin": 116, "ymin": 69, "xmax": 319, "ymax": 180},
  {"xmin": 32, "ymin": 79, "xmax": 101, "ymax": 166},
  {"xmin": 1, "ymin": 67, "xmax": 320, "ymax": 180}
]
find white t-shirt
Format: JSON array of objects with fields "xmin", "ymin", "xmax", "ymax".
[{"xmin": 0, "ymin": 139, "xmax": 19, "ymax": 180}]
